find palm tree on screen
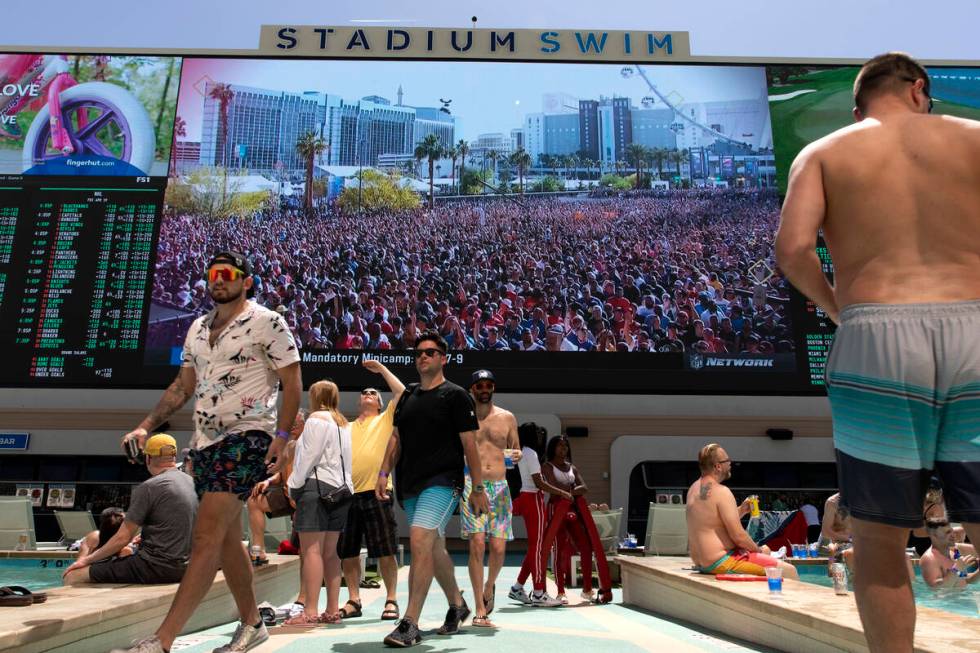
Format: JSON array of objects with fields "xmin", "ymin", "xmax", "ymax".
[
  {"xmin": 415, "ymin": 134, "xmax": 443, "ymax": 208},
  {"xmin": 510, "ymin": 148, "xmax": 532, "ymax": 194},
  {"xmin": 208, "ymin": 83, "xmax": 235, "ymax": 168},
  {"xmin": 296, "ymin": 131, "xmax": 327, "ymax": 213},
  {"xmin": 456, "ymin": 139, "xmax": 470, "ymax": 194}
]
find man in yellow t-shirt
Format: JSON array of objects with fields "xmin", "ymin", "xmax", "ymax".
[{"xmin": 337, "ymin": 358, "xmax": 405, "ymax": 621}]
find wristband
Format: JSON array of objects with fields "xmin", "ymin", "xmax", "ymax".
[
  {"xmin": 378, "ymin": 471, "xmax": 389, "ymax": 478},
  {"xmin": 274, "ymin": 429, "xmax": 290, "ymax": 440}
]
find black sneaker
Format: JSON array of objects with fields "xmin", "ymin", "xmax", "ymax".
[
  {"xmin": 384, "ymin": 619, "xmax": 422, "ymax": 648},
  {"xmin": 436, "ymin": 595, "xmax": 470, "ymax": 635}
]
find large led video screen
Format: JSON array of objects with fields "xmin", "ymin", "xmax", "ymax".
[{"xmin": 140, "ymin": 57, "xmax": 802, "ymax": 393}]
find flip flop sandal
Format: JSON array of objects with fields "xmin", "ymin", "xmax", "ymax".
[
  {"xmin": 318, "ymin": 611, "xmax": 342, "ymax": 624},
  {"xmin": 282, "ymin": 612, "xmax": 321, "ymax": 627},
  {"xmin": 483, "ymin": 584, "xmax": 495, "ymax": 615},
  {"xmin": 381, "ymin": 599, "xmax": 399, "ymax": 620},
  {"xmin": 339, "ymin": 599, "xmax": 362, "ymax": 618},
  {"xmin": 251, "ymin": 557, "xmax": 269, "ymax": 568},
  {"xmin": 472, "ymin": 615, "xmax": 496, "ymax": 628},
  {"xmin": 359, "ymin": 578, "xmax": 381, "ymax": 589},
  {"xmin": 6, "ymin": 586, "xmax": 46, "ymax": 604},
  {"xmin": 0, "ymin": 587, "xmax": 37, "ymax": 606}
]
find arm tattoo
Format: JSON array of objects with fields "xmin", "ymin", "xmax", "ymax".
[
  {"xmin": 144, "ymin": 378, "xmax": 192, "ymax": 430},
  {"xmin": 699, "ymin": 482, "xmax": 712, "ymax": 500}
]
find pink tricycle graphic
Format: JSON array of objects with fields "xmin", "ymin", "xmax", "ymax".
[{"xmin": 0, "ymin": 54, "xmax": 156, "ymax": 174}]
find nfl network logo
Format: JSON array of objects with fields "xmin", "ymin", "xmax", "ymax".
[{"xmin": 689, "ymin": 353, "xmax": 704, "ymax": 371}]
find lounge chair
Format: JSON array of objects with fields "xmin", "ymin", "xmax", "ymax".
[
  {"xmin": 54, "ymin": 510, "xmax": 96, "ymax": 547},
  {"xmin": 0, "ymin": 497, "xmax": 37, "ymax": 550},
  {"xmin": 644, "ymin": 502, "xmax": 688, "ymax": 555}
]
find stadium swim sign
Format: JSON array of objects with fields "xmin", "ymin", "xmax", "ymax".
[{"xmin": 259, "ymin": 26, "xmax": 690, "ymax": 61}]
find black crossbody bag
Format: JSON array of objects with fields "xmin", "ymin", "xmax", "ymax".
[{"xmin": 313, "ymin": 420, "xmax": 352, "ymax": 508}]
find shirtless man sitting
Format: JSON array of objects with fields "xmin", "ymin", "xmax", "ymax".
[
  {"xmin": 919, "ymin": 519, "xmax": 978, "ymax": 589},
  {"xmin": 686, "ymin": 443, "xmax": 798, "ymax": 580},
  {"xmin": 776, "ymin": 51, "xmax": 980, "ymax": 653},
  {"xmin": 818, "ymin": 493, "xmax": 852, "ymax": 555},
  {"xmin": 462, "ymin": 369, "xmax": 521, "ymax": 627}
]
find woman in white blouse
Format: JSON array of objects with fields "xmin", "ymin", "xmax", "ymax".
[{"xmin": 285, "ymin": 380, "xmax": 353, "ymax": 626}]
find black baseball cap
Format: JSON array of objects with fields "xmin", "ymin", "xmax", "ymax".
[
  {"xmin": 470, "ymin": 369, "xmax": 496, "ymax": 387},
  {"xmin": 208, "ymin": 251, "xmax": 252, "ymax": 275}
]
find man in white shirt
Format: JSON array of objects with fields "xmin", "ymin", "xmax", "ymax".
[{"xmin": 115, "ymin": 251, "xmax": 301, "ymax": 653}]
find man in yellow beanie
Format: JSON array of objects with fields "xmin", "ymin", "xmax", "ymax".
[{"xmin": 63, "ymin": 434, "xmax": 198, "ymax": 586}]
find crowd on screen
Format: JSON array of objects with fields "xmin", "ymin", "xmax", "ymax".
[{"xmin": 149, "ymin": 190, "xmax": 795, "ymax": 355}]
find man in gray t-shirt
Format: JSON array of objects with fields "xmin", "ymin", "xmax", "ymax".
[{"xmin": 64, "ymin": 434, "xmax": 198, "ymax": 585}]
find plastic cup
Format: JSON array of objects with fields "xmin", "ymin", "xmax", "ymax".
[
  {"xmin": 791, "ymin": 544, "xmax": 801, "ymax": 558},
  {"xmin": 766, "ymin": 566, "xmax": 783, "ymax": 594},
  {"xmin": 807, "ymin": 544, "xmax": 817, "ymax": 558},
  {"xmin": 504, "ymin": 454, "xmax": 515, "ymax": 469}
]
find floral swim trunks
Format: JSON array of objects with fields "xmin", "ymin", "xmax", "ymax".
[
  {"xmin": 460, "ymin": 477, "xmax": 513, "ymax": 540},
  {"xmin": 190, "ymin": 430, "xmax": 271, "ymax": 501}
]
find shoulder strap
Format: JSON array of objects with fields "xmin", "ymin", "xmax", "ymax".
[
  {"xmin": 312, "ymin": 417, "xmax": 348, "ymax": 486},
  {"xmin": 336, "ymin": 420, "xmax": 347, "ymax": 485},
  {"xmin": 393, "ymin": 382, "xmax": 420, "ymax": 424}
]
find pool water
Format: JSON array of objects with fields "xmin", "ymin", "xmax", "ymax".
[
  {"xmin": 796, "ymin": 565, "xmax": 979, "ymax": 619},
  {"xmin": 0, "ymin": 558, "xmax": 72, "ymax": 591}
]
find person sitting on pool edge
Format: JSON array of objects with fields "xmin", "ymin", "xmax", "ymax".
[
  {"xmin": 686, "ymin": 443, "xmax": 798, "ymax": 579},
  {"xmin": 63, "ymin": 434, "xmax": 198, "ymax": 585},
  {"xmin": 75, "ymin": 507, "xmax": 135, "ymax": 560}
]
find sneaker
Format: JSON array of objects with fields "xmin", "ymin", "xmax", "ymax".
[
  {"xmin": 436, "ymin": 595, "xmax": 471, "ymax": 635},
  {"xmin": 383, "ymin": 618, "xmax": 422, "ymax": 647},
  {"xmin": 508, "ymin": 584, "xmax": 531, "ymax": 605},
  {"xmin": 109, "ymin": 636, "xmax": 165, "ymax": 653},
  {"xmin": 529, "ymin": 591, "xmax": 563, "ymax": 608},
  {"xmin": 212, "ymin": 622, "xmax": 269, "ymax": 652},
  {"xmin": 556, "ymin": 593, "xmax": 568, "ymax": 605}
]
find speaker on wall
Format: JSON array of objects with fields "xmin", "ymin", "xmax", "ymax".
[
  {"xmin": 766, "ymin": 428, "xmax": 794, "ymax": 441},
  {"xmin": 565, "ymin": 426, "xmax": 589, "ymax": 438}
]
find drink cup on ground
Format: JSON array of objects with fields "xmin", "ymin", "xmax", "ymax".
[{"xmin": 765, "ymin": 566, "xmax": 783, "ymax": 594}]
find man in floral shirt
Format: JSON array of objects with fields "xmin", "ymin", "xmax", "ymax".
[{"xmin": 116, "ymin": 251, "xmax": 301, "ymax": 653}]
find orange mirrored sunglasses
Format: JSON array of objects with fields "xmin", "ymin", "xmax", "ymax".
[{"xmin": 207, "ymin": 266, "xmax": 245, "ymax": 283}]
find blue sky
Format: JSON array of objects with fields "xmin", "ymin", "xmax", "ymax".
[{"xmin": 179, "ymin": 58, "xmax": 767, "ymax": 141}]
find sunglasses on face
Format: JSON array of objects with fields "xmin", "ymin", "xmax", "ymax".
[
  {"xmin": 207, "ymin": 267, "xmax": 245, "ymax": 283},
  {"xmin": 415, "ymin": 348, "xmax": 445, "ymax": 359},
  {"xmin": 361, "ymin": 389, "xmax": 379, "ymax": 396}
]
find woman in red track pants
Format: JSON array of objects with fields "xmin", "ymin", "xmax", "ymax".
[
  {"xmin": 509, "ymin": 424, "xmax": 566, "ymax": 608},
  {"xmin": 541, "ymin": 436, "xmax": 595, "ymax": 603}
]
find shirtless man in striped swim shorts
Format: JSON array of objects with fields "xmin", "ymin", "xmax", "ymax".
[{"xmin": 776, "ymin": 51, "xmax": 980, "ymax": 653}]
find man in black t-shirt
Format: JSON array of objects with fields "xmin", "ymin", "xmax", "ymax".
[{"xmin": 377, "ymin": 331, "xmax": 489, "ymax": 648}]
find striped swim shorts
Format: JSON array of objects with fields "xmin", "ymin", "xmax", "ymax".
[
  {"xmin": 401, "ymin": 485, "xmax": 459, "ymax": 536},
  {"xmin": 826, "ymin": 300, "xmax": 980, "ymax": 527}
]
